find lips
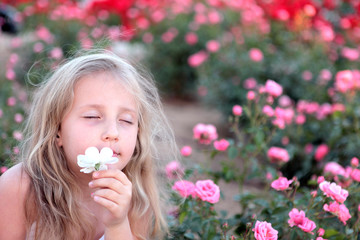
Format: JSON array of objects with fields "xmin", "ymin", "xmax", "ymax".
[{"xmin": 112, "ymin": 150, "xmax": 120, "ymax": 157}]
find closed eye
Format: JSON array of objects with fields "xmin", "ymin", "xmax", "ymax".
[
  {"xmin": 120, "ymin": 120, "xmax": 133, "ymax": 124},
  {"xmin": 84, "ymin": 116, "xmax": 100, "ymax": 119}
]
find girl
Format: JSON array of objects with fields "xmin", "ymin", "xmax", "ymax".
[{"xmin": 0, "ymin": 50, "xmax": 177, "ymax": 239}]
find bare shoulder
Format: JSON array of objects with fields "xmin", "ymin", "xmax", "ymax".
[{"xmin": 0, "ymin": 163, "xmax": 31, "ymax": 239}]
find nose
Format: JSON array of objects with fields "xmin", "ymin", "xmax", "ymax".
[{"xmin": 101, "ymin": 120, "xmax": 120, "ymax": 142}]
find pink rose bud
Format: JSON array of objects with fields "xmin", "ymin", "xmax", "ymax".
[
  {"xmin": 249, "ymin": 48, "xmax": 263, "ymax": 62},
  {"xmin": 317, "ymin": 228, "xmax": 325, "ymax": 237},
  {"xmin": 314, "ymin": 144, "xmax": 329, "ymax": 162},
  {"xmin": 206, "ymin": 40, "xmax": 220, "ymax": 53},
  {"xmin": 317, "ymin": 176, "xmax": 325, "ymax": 184},
  {"xmin": 247, "ymin": 91, "xmax": 256, "ymax": 100},
  {"xmin": 311, "ymin": 190, "xmax": 317, "ymax": 197},
  {"xmin": 232, "ymin": 105, "xmax": 243, "ymax": 116},
  {"xmin": 265, "ymin": 79, "xmax": 283, "ymax": 98},
  {"xmin": 188, "ymin": 51, "xmax": 208, "ymax": 67},
  {"xmin": 180, "ymin": 146, "xmax": 192, "ymax": 157},
  {"xmin": 266, "ymin": 172, "xmax": 273, "ymax": 180},
  {"xmin": 351, "ymin": 157, "xmax": 359, "ymax": 167},
  {"xmin": 0, "ymin": 166, "xmax": 8, "ymax": 174}
]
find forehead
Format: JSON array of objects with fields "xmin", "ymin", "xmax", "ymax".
[{"xmin": 73, "ymin": 72, "xmax": 139, "ymax": 111}]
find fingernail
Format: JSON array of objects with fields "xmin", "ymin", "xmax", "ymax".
[
  {"xmin": 89, "ymin": 181, "xmax": 94, "ymax": 187},
  {"xmin": 93, "ymin": 172, "xmax": 99, "ymax": 178}
]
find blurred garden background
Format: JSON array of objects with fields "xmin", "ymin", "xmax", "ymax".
[{"xmin": 1, "ymin": 0, "xmax": 360, "ymax": 239}]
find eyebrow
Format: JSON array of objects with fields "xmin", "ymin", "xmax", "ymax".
[{"xmin": 78, "ymin": 104, "xmax": 137, "ymax": 114}]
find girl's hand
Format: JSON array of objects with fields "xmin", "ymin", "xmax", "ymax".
[{"xmin": 89, "ymin": 169, "xmax": 132, "ymax": 228}]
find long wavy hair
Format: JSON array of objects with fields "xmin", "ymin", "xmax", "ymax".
[{"xmin": 20, "ymin": 50, "xmax": 177, "ymax": 239}]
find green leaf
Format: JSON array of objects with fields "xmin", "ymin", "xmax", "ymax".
[
  {"xmin": 228, "ymin": 146, "xmax": 238, "ymax": 160},
  {"xmin": 184, "ymin": 232, "xmax": 195, "ymax": 239},
  {"xmin": 324, "ymin": 229, "xmax": 340, "ymax": 238},
  {"xmin": 179, "ymin": 211, "xmax": 187, "ymax": 224}
]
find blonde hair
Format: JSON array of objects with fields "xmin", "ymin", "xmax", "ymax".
[{"xmin": 20, "ymin": 50, "xmax": 177, "ymax": 239}]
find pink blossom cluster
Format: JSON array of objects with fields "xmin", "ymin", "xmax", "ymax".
[
  {"xmin": 335, "ymin": 70, "xmax": 360, "ymax": 93},
  {"xmin": 288, "ymin": 208, "xmax": 316, "ymax": 234},
  {"xmin": 252, "ymin": 220, "xmax": 278, "ymax": 240},
  {"xmin": 172, "ymin": 179, "xmax": 220, "ymax": 204},
  {"xmin": 193, "ymin": 123, "xmax": 218, "ymax": 145},
  {"xmin": 297, "ymin": 100, "xmax": 345, "ymax": 121}
]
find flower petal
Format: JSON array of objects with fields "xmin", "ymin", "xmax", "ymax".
[
  {"xmin": 85, "ymin": 147, "xmax": 100, "ymax": 156},
  {"xmin": 100, "ymin": 147, "xmax": 113, "ymax": 158},
  {"xmin": 98, "ymin": 165, "xmax": 108, "ymax": 171},
  {"xmin": 105, "ymin": 157, "xmax": 119, "ymax": 165},
  {"xmin": 80, "ymin": 167, "xmax": 95, "ymax": 173}
]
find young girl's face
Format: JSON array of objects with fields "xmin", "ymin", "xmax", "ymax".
[{"xmin": 57, "ymin": 72, "xmax": 139, "ymax": 175}]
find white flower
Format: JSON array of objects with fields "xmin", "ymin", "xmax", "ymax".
[{"xmin": 77, "ymin": 147, "xmax": 119, "ymax": 173}]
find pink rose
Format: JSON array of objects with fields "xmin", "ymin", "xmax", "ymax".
[
  {"xmin": 288, "ymin": 208, "xmax": 306, "ymax": 227},
  {"xmin": 267, "ymin": 147, "xmax": 290, "ymax": 163},
  {"xmin": 165, "ymin": 161, "xmax": 184, "ymax": 179},
  {"xmin": 247, "ymin": 91, "xmax": 256, "ymax": 100},
  {"xmin": 194, "ymin": 180, "xmax": 220, "ymax": 204},
  {"xmin": 317, "ymin": 176, "xmax": 325, "ymax": 184},
  {"xmin": 193, "ymin": 123, "xmax": 218, "ymax": 145},
  {"xmin": 252, "ymin": 220, "xmax": 278, "ymax": 240},
  {"xmin": 263, "ymin": 105, "xmax": 274, "ymax": 117},
  {"xmin": 319, "ymin": 181, "xmax": 348, "ymax": 203},
  {"xmin": 297, "ymin": 218, "xmax": 316, "ymax": 234},
  {"xmin": 341, "ymin": 47, "xmax": 359, "ymax": 61},
  {"xmin": 315, "ymin": 144, "xmax": 329, "ymax": 162},
  {"xmin": 185, "ymin": 32, "xmax": 198, "ymax": 45},
  {"xmin": 351, "ymin": 168, "xmax": 360, "ymax": 182},
  {"xmin": 213, "ymin": 139, "xmax": 230, "ymax": 151},
  {"xmin": 0, "ymin": 166, "xmax": 8, "ymax": 174},
  {"xmin": 249, "ymin": 48, "xmax": 263, "ymax": 62},
  {"xmin": 324, "ymin": 162, "xmax": 346, "ymax": 176},
  {"xmin": 188, "ymin": 51, "xmax": 209, "ymax": 67},
  {"xmin": 180, "ymin": 146, "xmax": 192, "ymax": 157},
  {"xmin": 265, "ymin": 80, "xmax": 283, "ymax": 97},
  {"xmin": 318, "ymin": 228, "xmax": 325, "ymax": 236},
  {"xmin": 351, "ymin": 157, "xmax": 359, "ymax": 167},
  {"xmin": 172, "ymin": 180, "xmax": 195, "ymax": 198},
  {"xmin": 244, "ymin": 78, "xmax": 257, "ymax": 89},
  {"xmin": 335, "ymin": 70, "xmax": 356, "ymax": 93},
  {"xmin": 323, "ymin": 201, "xmax": 351, "ymax": 225},
  {"xmin": 232, "ymin": 105, "xmax": 243, "ymax": 116},
  {"xmin": 271, "ymin": 177, "xmax": 293, "ymax": 191},
  {"xmin": 206, "ymin": 40, "xmax": 220, "ymax": 53},
  {"xmin": 288, "ymin": 208, "xmax": 316, "ymax": 234}
]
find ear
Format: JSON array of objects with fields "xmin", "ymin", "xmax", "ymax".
[{"xmin": 56, "ymin": 128, "xmax": 63, "ymax": 147}]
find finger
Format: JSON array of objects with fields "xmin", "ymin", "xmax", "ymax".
[
  {"xmin": 89, "ymin": 178, "xmax": 126, "ymax": 195},
  {"xmin": 93, "ymin": 169, "xmax": 132, "ymax": 186},
  {"xmin": 92, "ymin": 188, "xmax": 122, "ymax": 205},
  {"xmin": 93, "ymin": 194, "xmax": 121, "ymax": 215}
]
